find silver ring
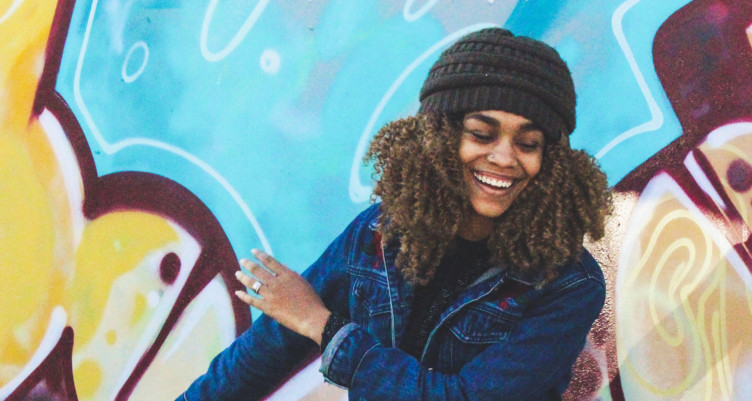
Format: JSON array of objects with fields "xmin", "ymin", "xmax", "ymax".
[{"xmin": 251, "ymin": 280, "xmax": 263, "ymax": 294}]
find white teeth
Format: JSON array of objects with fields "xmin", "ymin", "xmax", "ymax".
[{"xmin": 474, "ymin": 172, "xmax": 512, "ymax": 189}]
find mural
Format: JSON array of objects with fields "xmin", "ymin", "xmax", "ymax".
[
  {"xmin": 1, "ymin": 0, "xmax": 750, "ymax": 400},
  {"xmin": 0, "ymin": 1, "xmax": 249, "ymax": 399},
  {"xmin": 614, "ymin": 0, "xmax": 752, "ymax": 399}
]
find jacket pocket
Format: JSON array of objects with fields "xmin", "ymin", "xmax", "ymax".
[
  {"xmin": 440, "ymin": 300, "xmax": 524, "ymax": 372},
  {"xmin": 349, "ymin": 266, "xmax": 394, "ymax": 343},
  {"xmin": 449, "ymin": 301, "xmax": 522, "ymax": 343}
]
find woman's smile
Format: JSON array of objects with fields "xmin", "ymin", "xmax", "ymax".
[{"xmin": 472, "ymin": 170, "xmax": 513, "ymax": 190}]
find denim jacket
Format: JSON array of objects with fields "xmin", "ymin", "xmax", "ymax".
[{"xmin": 180, "ymin": 203, "xmax": 605, "ymax": 400}]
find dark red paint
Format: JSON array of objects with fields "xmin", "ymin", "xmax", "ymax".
[
  {"xmin": 10, "ymin": 0, "xmax": 252, "ymax": 399},
  {"xmin": 727, "ymin": 158, "xmax": 752, "ymax": 192},
  {"xmin": 160, "ymin": 252, "xmax": 181, "ymax": 285}
]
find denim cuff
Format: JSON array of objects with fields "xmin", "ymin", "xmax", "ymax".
[
  {"xmin": 319, "ymin": 322, "xmax": 380, "ymax": 387},
  {"xmin": 320, "ymin": 313, "xmax": 349, "ymax": 353}
]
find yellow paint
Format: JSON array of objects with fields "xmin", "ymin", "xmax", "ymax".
[
  {"xmin": 0, "ymin": 0, "xmax": 63, "ymax": 384},
  {"xmin": 699, "ymin": 126, "xmax": 752, "ymax": 254},
  {"xmin": 127, "ymin": 278, "xmax": 235, "ymax": 400},
  {"xmin": 617, "ymin": 179, "xmax": 752, "ymax": 400},
  {"xmin": 67, "ymin": 212, "xmax": 178, "ymax": 348},
  {"xmin": 620, "ymin": 202, "xmax": 706, "ymax": 396},
  {"xmin": 0, "ymin": 125, "xmax": 71, "ymax": 383},
  {"xmin": 0, "ymin": 0, "xmax": 55, "ymax": 133},
  {"xmin": 131, "ymin": 292, "xmax": 148, "ymax": 325},
  {"xmin": 0, "ymin": 134, "xmax": 56, "ymax": 366},
  {"xmin": 74, "ymin": 359, "xmax": 103, "ymax": 399},
  {"xmin": 106, "ymin": 330, "xmax": 117, "ymax": 346},
  {"xmin": 1, "ymin": 0, "xmax": 239, "ymax": 398}
]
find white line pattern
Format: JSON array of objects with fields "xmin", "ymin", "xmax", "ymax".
[
  {"xmin": 595, "ymin": 0, "xmax": 664, "ymax": 160},
  {"xmin": 121, "ymin": 41, "xmax": 149, "ymax": 83},
  {"xmin": 403, "ymin": 0, "xmax": 440, "ymax": 22},
  {"xmin": 0, "ymin": 0, "xmax": 24, "ymax": 24},
  {"xmin": 72, "ymin": 0, "xmax": 272, "ymax": 254},
  {"xmin": 200, "ymin": 0, "xmax": 271, "ymax": 62}
]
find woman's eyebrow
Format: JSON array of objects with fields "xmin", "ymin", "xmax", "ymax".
[
  {"xmin": 464, "ymin": 114, "xmax": 543, "ymax": 134},
  {"xmin": 463, "ymin": 113, "xmax": 499, "ymax": 127},
  {"xmin": 519, "ymin": 121, "xmax": 543, "ymax": 134}
]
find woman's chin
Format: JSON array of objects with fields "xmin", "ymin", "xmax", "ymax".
[
  {"xmin": 459, "ymin": 206, "xmax": 507, "ymax": 239},
  {"xmin": 470, "ymin": 201, "xmax": 512, "ymax": 220}
]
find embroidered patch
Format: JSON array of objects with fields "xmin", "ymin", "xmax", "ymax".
[
  {"xmin": 495, "ymin": 280, "xmax": 531, "ymax": 309},
  {"xmin": 364, "ymin": 231, "xmax": 384, "ymax": 269}
]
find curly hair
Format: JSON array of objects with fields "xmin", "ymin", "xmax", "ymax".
[{"xmin": 365, "ymin": 113, "xmax": 611, "ymax": 286}]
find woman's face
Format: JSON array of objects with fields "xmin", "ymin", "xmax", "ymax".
[{"xmin": 457, "ymin": 110, "xmax": 544, "ymax": 240}]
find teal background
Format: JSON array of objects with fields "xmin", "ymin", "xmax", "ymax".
[{"xmin": 56, "ymin": 0, "xmax": 688, "ymax": 274}]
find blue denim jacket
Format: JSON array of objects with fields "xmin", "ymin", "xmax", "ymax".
[{"xmin": 180, "ymin": 203, "xmax": 605, "ymax": 400}]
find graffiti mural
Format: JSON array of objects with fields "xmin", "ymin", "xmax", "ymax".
[
  {"xmin": 1, "ymin": 0, "xmax": 751, "ymax": 400},
  {"xmin": 0, "ymin": 1, "xmax": 249, "ymax": 399},
  {"xmin": 614, "ymin": 0, "xmax": 752, "ymax": 399}
]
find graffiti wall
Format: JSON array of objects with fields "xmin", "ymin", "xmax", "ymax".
[{"xmin": 1, "ymin": 0, "xmax": 750, "ymax": 400}]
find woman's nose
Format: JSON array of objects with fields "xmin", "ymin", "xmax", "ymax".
[{"xmin": 488, "ymin": 141, "xmax": 516, "ymax": 166}]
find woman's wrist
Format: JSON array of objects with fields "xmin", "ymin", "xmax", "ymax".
[
  {"xmin": 302, "ymin": 307, "xmax": 332, "ymax": 346},
  {"xmin": 320, "ymin": 312, "xmax": 350, "ymax": 352}
]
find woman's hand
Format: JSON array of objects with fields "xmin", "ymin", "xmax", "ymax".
[{"xmin": 234, "ymin": 249, "xmax": 331, "ymax": 345}]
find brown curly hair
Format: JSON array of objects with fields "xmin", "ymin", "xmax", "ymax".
[{"xmin": 365, "ymin": 113, "xmax": 612, "ymax": 286}]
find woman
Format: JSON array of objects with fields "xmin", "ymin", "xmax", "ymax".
[{"xmin": 180, "ymin": 27, "xmax": 611, "ymax": 400}]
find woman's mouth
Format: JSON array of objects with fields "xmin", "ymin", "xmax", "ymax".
[{"xmin": 473, "ymin": 171, "xmax": 513, "ymax": 190}]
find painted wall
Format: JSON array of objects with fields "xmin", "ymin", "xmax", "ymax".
[{"xmin": 1, "ymin": 0, "xmax": 750, "ymax": 400}]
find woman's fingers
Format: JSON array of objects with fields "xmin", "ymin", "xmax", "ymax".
[
  {"xmin": 251, "ymin": 249, "xmax": 289, "ymax": 275},
  {"xmin": 235, "ymin": 271, "xmax": 262, "ymax": 294},
  {"xmin": 239, "ymin": 258, "xmax": 275, "ymax": 283},
  {"xmin": 234, "ymin": 270, "xmax": 270, "ymax": 310},
  {"xmin": 236, "ymin": 249, "xmax": 286, "ymax": 295},
  {"xmin": 235, "ymin": 289, "xmax": 265, "ymax": 310},
  {"xmin": 232, "ymin": 251, "xmax": 331, "ymax": 344},
  {"xmin": 234, "ymin": 272, "xmax": 263, "ymax": 307}
]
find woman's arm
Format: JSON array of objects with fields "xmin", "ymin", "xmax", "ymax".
[
  {"xmin": 321, "ymin": 260, "xmax": 605, "ymax": 401},
  {"xmin": 178, "ymin": 205, "xmax": 377, "ymax": 401}
]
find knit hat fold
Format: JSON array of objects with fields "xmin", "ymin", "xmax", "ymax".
[{"xmin": 419, "ymin": 28, "xmax": 576, "ymax": 140}]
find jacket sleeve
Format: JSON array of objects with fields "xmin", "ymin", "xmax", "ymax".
[
  {"xmin": 319, "ymin": 262, "xmax": 606, "ymax": 401},
  {"xmin": 179, "ymin": 205, "xmax": 377, "ymax": 401}
]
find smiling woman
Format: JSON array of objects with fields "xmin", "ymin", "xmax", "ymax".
[
  {"xmin": 179, "ymin": 27, "xmax": 612, "ymax": 401},
  {"xmin": 458, "ymin": 110, "xmax": 545, "ymax": 240}
]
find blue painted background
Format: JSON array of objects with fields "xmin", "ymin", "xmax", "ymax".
[{"xmin": 55, "ymin": 0, "xmax": 688, "ymax": 278}]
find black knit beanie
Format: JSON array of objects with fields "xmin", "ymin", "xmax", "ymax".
[{"xmin": 419, "ymin": 28, "xmax": 576, "ymax": 141}]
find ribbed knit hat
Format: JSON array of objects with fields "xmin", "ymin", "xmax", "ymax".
[{"xmin": 419, "ymin": 28, "xmax": 576, "ymax": 140}]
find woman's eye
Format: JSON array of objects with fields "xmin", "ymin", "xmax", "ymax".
[
  {"xmin": 517, "ymin": 142, "xmax": 540, "ymax": 151},
  {"xmin": 466, "ymin": 130, "xmax": 492, "ymax": 141}
]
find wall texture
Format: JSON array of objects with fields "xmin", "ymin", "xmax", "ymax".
[{"xmin": 1, "ymin": 0, "xmax": 750, "ymax": 399}]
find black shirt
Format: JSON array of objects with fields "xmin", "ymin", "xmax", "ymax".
[
  {"xmin": 400, "ymin": 237, "xmax": 490, "ymax": 358},
  {"xmin": 321, "ymin": 237, "xmax": 490, "ymax": 358}
]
